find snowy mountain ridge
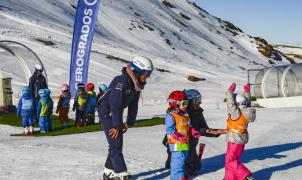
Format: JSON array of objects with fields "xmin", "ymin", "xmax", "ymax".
[
  {"xmin": 273, "ymin": 44, "xmax": 302, "ymax": 63},
  {"xmin": 0, "ymin": 0, "xmax": 292, "ymax": 117}
]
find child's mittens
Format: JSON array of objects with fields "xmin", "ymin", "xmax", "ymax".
[
  {"xmin": 229, "ymin": 83, "xmax": 236, "ymax": 93},
  {"xmin": 244, "ymin": 83, "xmax": 251, "ymax": 93},
  {"xmin": 190, "ymin": 128, "xmax": 201, "ymax": 138},
  {"xmin": 172, "ymin": 132, "xmax": 188, "ymax": 143}
]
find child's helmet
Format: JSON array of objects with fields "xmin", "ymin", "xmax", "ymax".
[
  {"xmin": 87, "ymin": 83, "xmax": 94, "ymax": 91},
  {"xmin": 77, "ymin": 83, "xmax": 85, "ymax": 91},
  {"xmin": 236, "ymin": 94, "xmax": 248, "ymax": 109},
  {"xmin": 168, "ymin": 91, "xmax": 185, "ymax": 108},
  {"xmin": 99, "ymin": 84, "xmax": 108, "ymax": 91},
  {"xmin": 61, "ymin": 84, "xmax": 69, "ymax": 91},
  {"xmin": 185, "ymin": 89, "xmax": 202, "ymax": 105},
  {"xmin": 22, "ymin": 86, "xmax": 30, "ymax": 94},
  {"xmin": 38, "ymin": 89, "xmax": 48, "ymax": 97}
]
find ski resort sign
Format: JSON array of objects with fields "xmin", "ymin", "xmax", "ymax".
[{"xmin": 69, "ymin": 0, "xmax": 101, "ymax": 97}]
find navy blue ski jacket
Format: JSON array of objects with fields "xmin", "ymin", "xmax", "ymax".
[{"xmin": 101, "ymin": 69, "xmax": 140, "ymax": 129}]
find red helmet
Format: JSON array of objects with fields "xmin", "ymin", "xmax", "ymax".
[
  {"xmin": 87, "ymin": 83, "xmax": 95, "ymax": 91},
  {"xmin": 168, "ymin": 91, "xmax": 185, "ymax": 108}
]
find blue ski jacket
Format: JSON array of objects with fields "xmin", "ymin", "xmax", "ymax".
[
  {"xmin": 17, "ymin": 94, "xmax": 35, "ymax": 117},
  {"xmin": 100, "ymin": 69, "xmax": 140, "ymax": 129},
  {"xmin": 86, "ymin": 91, "xmax": 97, "ymax": 113}
]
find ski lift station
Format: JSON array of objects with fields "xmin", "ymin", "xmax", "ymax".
[{"xmin": 249, "ymin": 64, "xmax": 302, "ymax": 108}]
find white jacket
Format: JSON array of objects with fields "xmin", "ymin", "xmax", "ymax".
[{"xmin": 226, "ymin": 91, "xmax": 256, "ymax": 144}]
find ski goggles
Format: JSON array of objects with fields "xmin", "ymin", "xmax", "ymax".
[
  {"xmin": 142, "ymin": 70, "xmax": 152, "ymax": 78},
  {"xmin": 131, "ymin": 63, "xmax": 152, "ymax": 77},
  {"xmin": 168, "ymin": 99, "xmax": 189, "ymax": 107}
]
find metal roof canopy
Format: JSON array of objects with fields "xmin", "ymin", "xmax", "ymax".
[{"xmin": 0, "ymin": 40, "xmax": 47, "ymax": 83}]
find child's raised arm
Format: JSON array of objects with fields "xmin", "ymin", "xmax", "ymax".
[{"xmin": 226, "ymin": 83, "xmax": 241, "ymax": 120}]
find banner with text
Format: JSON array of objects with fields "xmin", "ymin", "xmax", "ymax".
[{"xmin": 69, "ymin": 0, "xmax": 101, "ymax": 97}]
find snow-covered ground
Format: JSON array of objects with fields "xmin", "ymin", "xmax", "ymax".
[
  {"xmin": 1, "ymin": 106, "xmax": 302, "ymax": 180},
  {"xmin": 1, "ymin": 0, "xmax": 301, "ymax": 179}
]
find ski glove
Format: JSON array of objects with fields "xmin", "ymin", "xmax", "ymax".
[
  {"xmin": 229, "ymin": 83, "xmax": 236, "ymax": 93},
  {"xmin": 172, "ymin": 132, "xmax": 188, "ymax": 143},
  {"xmin": 190, "ymin": 128, "xmax": 202, "ymax": 138},
  {"xmin": 244, "ymin": 83, "xmax": 251, "ymax": 93}
]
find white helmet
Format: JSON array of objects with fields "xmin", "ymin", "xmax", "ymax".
[
  {"xmin": 236, "ymin": 94, "xmax": 247, "ymax": 109},
  {"xmin": 35, "ymin": 64, "xmax": 43, "ymax": 71},
  {"xmin": 185, "ymin": 89, "xmax": 202, "ymax": 105},
  {"xmin": 131, "ymin": 56, "xmax": 153, "ymax": 77}
]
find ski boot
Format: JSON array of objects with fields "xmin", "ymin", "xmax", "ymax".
[
  {"xmin": 110, "ymin": 172, "xmax": 132, "ymax": 180},
  {"xmin": 28, "ymin": 126, "xmax": 34, "ymax": 135},
  {"xmin": 23, "ymin": 127, "xmax": 29, "ymax": 136},
  {"xmin": 103, "ymin": 168, "xmax": 116, "ymax": 180}
]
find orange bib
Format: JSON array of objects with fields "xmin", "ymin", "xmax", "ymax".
[
  {"xmin": 227, "ymin": 112, "xmax": 248, "ymax": 134},
  {"xmin": 168, "ymin": 112, "xmax": 190, "ymax": 144}
]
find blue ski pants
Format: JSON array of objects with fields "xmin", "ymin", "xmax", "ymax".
[
  {"xmin": 22, "ymin": 116, "xmax": 34, "ymax": 128},
  {"xmin": 171, "ymin": 151, "xmax": 188, "ymax": 180},
  {"xmin": 98, "ymin": 104, "xmax": 127, "ymax": 173}
]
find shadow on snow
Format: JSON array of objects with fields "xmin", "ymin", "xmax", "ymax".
[
  {"xmin": 133, "ymin": 142, "xmax": 302, "ymax": 179},
  {"xmin": 201, "ymin": 142, "xmax": 302, "ymax": 179}
]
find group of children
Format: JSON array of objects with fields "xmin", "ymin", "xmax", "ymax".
[
  {"xmin": 72, "ymin": 83, "xmax": 108, "ymax": 128},
  {"xmin": 164, "ymin": 83, "xmax": 256, "ymax": 180},
  {"xmin": 17, "ymin": 82, "xmax": 108, "ymax": 135},
  {"xmin": 17, "ymin": 86, "xmax": 53, "ymax": 134}
]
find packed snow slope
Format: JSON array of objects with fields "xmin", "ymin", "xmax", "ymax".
[{"xmin": 0, "ymin": 0, "xmax": 292, "ymax": 117}]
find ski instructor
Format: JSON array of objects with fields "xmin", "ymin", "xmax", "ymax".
[{"xmin": 97, "ymin": 56, "xmax": 153, "ymax": 180}]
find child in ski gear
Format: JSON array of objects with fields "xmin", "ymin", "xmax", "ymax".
[
  {"xmin": 165, "ymin": 90, "xmax": 201, "ymax": 180},
  {"xmin": 224, "ymin": 83, "xmax": 256, "ymax": 180},
  {"xmin": 86, "ymin": 83, "xmax": 97, "ymax": 125},
  {"xmin": 17, "ymin": 86, "xmax": 35, "ymax": 135},
  {"xmin": 163, "ymin": 89, "xmax": 226, "ymax": 173},
  {"xmin": 72, "ymin": 83, "xmax": 88, "ymax": 128},
  {"xmin": 98, "ymin": 56, "xmax": 153, "ymax": 180},
  {"xmin": 185, "ymin": 89, "xmax": 226, "ymax": 176},
  {"xmin": 36, "ymin": 89, "xmax": 53, "ymax": 133},
  {"xmin": 96, "ymin": 83, "xmax": 108, "ymax": 102},
  {"xmin": 56, "ymin": 84, "xmax": 71, "ymax": 128}
]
